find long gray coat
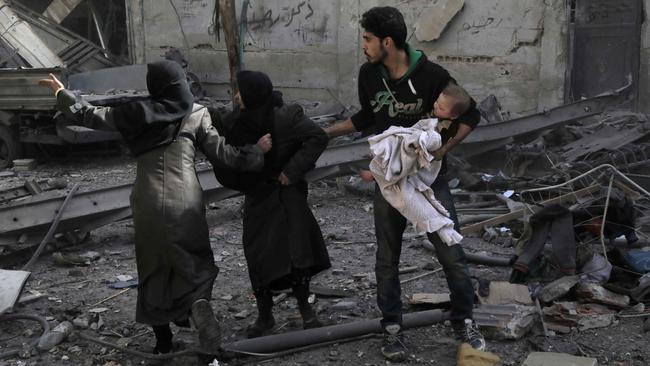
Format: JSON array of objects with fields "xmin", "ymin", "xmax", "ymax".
[{"xmin": 56, "ymin": 92, "xmax": 263, "ymax": 325}]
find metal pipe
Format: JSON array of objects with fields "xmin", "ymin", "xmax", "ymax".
[
  {"xmin": 222, "ymin": 309, "xmax": 448, "ymax": 355},
  {"xmin": 421, "ymin": 239, "xmax": 513, "ymax": 267},
  {"xmin": 465, "ymin": 252, "xmax": 513, "ymax": 267},
  {"xmin": 87, "ymin": 0, "xmax": 108, "ymax": 58}
]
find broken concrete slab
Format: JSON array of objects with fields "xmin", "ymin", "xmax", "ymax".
[
  {"xmin": 521, "ymin": 352, "xmax": 597, "ymax": 366},
  {"xmin": 543, "ymin": 302, "xmax": 617, "ymax": 331},
  {"xmin": 414, "ymin": 0, "xmax": 465, "ymax": 42},
  {"xmin": 408, "ymin": 293, "xmax": 451, "ymax": 305},
  {"xmin": 0, "ymin": 269, "xmax": 31, "ymax": 314},
  {"xmin": 480, "ymin": 281, "xmax": 532, "ymax": 305},
  {"xmin": 12, "ymin": 159, "xmax": 37, "ymax": 171},
  {"xmin": 575, "ymin": 282, "xmax": 630, "ymax": 309},
  {"xmin": 538, "ymin": 275, "xmax": 580, "ymax": 303},
  {"xmin": 474, "ymin": 304, "xmax": 537, "ymax": 340}
]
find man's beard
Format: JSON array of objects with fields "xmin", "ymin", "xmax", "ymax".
[{"xmin": 366, "ymin": 44, "xmax": 387, "ymax": 64}]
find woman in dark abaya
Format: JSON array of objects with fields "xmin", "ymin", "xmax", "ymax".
[
  {"xmin": 39, "ymin": 61, "xmax": 271, "ymax": 354},
  {"xmin": 213, "ymin": 70, "xmax": 331, "ymax": 338}
]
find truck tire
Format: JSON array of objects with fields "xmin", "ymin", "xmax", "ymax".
[{"xmin": 0, "ymin": 125, "xmax": 22, "ymax": 170}]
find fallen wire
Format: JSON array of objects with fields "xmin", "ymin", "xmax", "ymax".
[
  {"xmin": 400, "ymin": 268, "xmax": 443, "ymax": 285},
  {"xmin": 22, "ymin": 183, "xmax": 81, "ymax": 271},
  {"xmin": 78, "ymin": 332, "xmax": 205, "ymax": 360},
  {"xmin": 89, "ymin": 287, "xmax": 131, "ymax": 307},
  {"xmin": 0, "ymin": 313, "xmax": 50, "ymax": 360}
]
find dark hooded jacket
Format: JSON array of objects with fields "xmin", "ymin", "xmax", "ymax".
[{"xmin": 351, "ymin": 44, "xmax": 481, "ymax": 173}]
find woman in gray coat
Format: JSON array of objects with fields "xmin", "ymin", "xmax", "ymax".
[{"xmin": 39, "ymin": 61, "xmax": 271, "ymax": 354}]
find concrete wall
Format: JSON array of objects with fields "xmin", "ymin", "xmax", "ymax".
[
  {"xmin": 127, "ymin": 0, "xmax": 568, "ymax": 116},
  {"xmin": 640, "ymin": 0, "xmax": 650, "ymax": 114}
]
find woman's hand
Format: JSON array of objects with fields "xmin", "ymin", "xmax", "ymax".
[
  {"xmin": 278, "ymin": 172, "xmax": 291, "ymax": 185},
  {"xmin": 257, "ymin": 133, "xmax": 272, "ymax": 153},
  {"xmin": 38, "ymin": 73, "xmax": 65, "ymax": 94}
]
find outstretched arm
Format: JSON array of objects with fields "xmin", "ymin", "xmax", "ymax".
[
  {"xmin": 196, "ymin": 108, "xmax": 271, "ymax": 171},
  {"xmin": 39, "ymin": 73, "xmax": 116, "ymax": 131}
]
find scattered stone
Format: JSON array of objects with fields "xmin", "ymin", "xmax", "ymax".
[
  {"xmin": 72, "ymin": 317, "xmax": 89, "ymax": 329},
  {"xmin": 538, "ymin": 275, "xmax": 580, "ymax": 303},
  {"xmin": 68, "ymin": 269, "xmax": 84, "ymax": 277},
  {"xmin": 52, "ymin": 252, "xmax": 90, "ymax": 266},
  {"xmin": 220, "ymin": 294, "xmax": 234, "ymax": 301},
  {"xmin": 474, "ymin": 304, "xmax": 537, "ymax": 340},
  {"xmin": 0, "ymin": 170, "xmax": 15, "ymax": 178},
  {"xmin": 331, "ymin": 301, "xmax": 356, "ymax": 311},
  {"xmin": 115, "ymin": 275, "xmax": 133, "ymax": 282},
  {"xmin": 234, "ymin": 310, "xmax": 250, "ymax": 319},
  {"xmin": 272, "ymin": 293, "xmax": 287, "ymax": 304},
  {"xmin": 481, "ymin": 281, "xmax": 532, "ymax": 305},
  {"xmin": 408, "ymin": 293, "xmax": 450, "ymax": 305},
  {"xmin": 79, "ymin": 251, "xmax": 101, "ymax": 260},
  {"xmin": 38, "ymin": 321, "xmax": 74, "ymax": 351},
  {"xmin": 68, "ymin": 345, "xmax": 82, "ymax": 353},
  {"xmin": 12, "ymin": 159, "xmax": 37, "ymax": 171},
  {"xmin": 575, "ymin": 282, "xmax": 630, "ymax": 309},
  {"xmin": 88, "ymin": 307, "xmax": 109, "ymax": 313},
  {"xmin": 543, "ymin": 302, "xmax": 616, "ymax": 332}
]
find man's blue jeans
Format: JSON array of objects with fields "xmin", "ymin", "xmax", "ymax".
[{"xmin": 374, "ymin": 174, "xmax": 474, "ymax": 327}]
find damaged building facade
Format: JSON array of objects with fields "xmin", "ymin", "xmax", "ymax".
[
  {"xmin": 2, "ymin": 1, "xmax": 650, "ymax": 365},
  {"xmin": 124, "ymin": 0, "xmax": 646, "ymax": 116}
]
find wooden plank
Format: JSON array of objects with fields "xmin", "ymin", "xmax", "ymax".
[
  {"xmin": 218, "ymin": 0, "xmax": 241, "ymax": 103},
  {"xmin": 460, "ymin": 185, "xmax": 600, "ymax": 235}
]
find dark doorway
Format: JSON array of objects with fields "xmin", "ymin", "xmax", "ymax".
[{"xmin": 567, "ymin": 0, "xmax": 643, "ymax": 106}]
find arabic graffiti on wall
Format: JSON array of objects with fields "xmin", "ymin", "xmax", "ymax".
[{"xmin": 243, "ymin": 0, "xmax": 334, "ymax": 49}]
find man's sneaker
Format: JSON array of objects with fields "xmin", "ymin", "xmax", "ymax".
[
  {"xmin": 381, "ymin": 324, "xmax": 407, "ymax": 362},
  {"xmin": 191, "ymin": 299, "xmax": 221, "ymax": 354},
  {"xmin": 454, "ymin": 318, "xmax": 486, "ymax": 351}
]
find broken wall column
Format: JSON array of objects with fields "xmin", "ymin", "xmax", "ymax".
[
  {"xmin": 639, "ymin": 0, "xmax": 650, "ymax": 114},
  {"xmin": 125, "ymin": 0, "xmax": 146, "ymax": 64},
  {"xmin": 537, "ymin": 0, "xmax": 567, "ymax": 110},
  {"xmin": 336, "ymin": 0, "xmax": 361, "ymax": 108}
]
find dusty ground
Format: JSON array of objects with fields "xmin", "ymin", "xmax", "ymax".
[{"xmin": 1, "ymin": 152, "xmax": 649, "ymax": 366}]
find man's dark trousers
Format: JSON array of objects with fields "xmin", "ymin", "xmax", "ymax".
[{"xmin": 374, "ymin": 174, "xmax": 474, "ymax": 327}]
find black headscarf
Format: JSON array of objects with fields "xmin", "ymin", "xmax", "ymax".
[
  {"xmin": 227, "ymin": 70, "xmax": 283, "ymax": 147},
  {"xmin": 214, "ymin": 70, "xmax": 283, "ymax": 192},
  {"xmin": 112, "ymin": 60, "xmax": 194, "ymax": 156}
]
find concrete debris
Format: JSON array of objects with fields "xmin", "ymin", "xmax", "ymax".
[
  {"xmin": 543, "ymin": 302, "xmax": 616, "ymax": 332},
  {"xmin": 37, "ymin": 321, "xmax": 73, "ymax": 351},
  {"xmin": 521, "ymin": 352, "xmax": 597, "ymax": 366},
  {"xmin": 538, "ymin": 275, "xmax": 580, "ymax": 303},
  {"xmin": 479, "ymin": 281, "xmax": 532, "ymax": 305},
  {"xmin": 575, "ymin": 282, "xmax": 630, "ymax": 309},
  {"xmin": 473, "ymin": 304, "xmax": 537, "ymax": 340},
  {"xmin": 12, "ymin": 159, "xmax": 37, "ymax": 171},
  {"xmin": 408, "ymin": 293, "xmax": 451, "ymax": 305},
  {"xmin": 330, "ymin": 301, "xmax": 357, "ymax": 311}
]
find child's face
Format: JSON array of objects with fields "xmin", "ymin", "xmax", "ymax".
[{"xmin": 432, "ymin": 94, "xmax": 457, "ymax": 120}]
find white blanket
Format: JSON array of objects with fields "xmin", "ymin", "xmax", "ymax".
[{"xmin": 368, "ymin": 118, "xmax": 463, "ymax": 245}]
